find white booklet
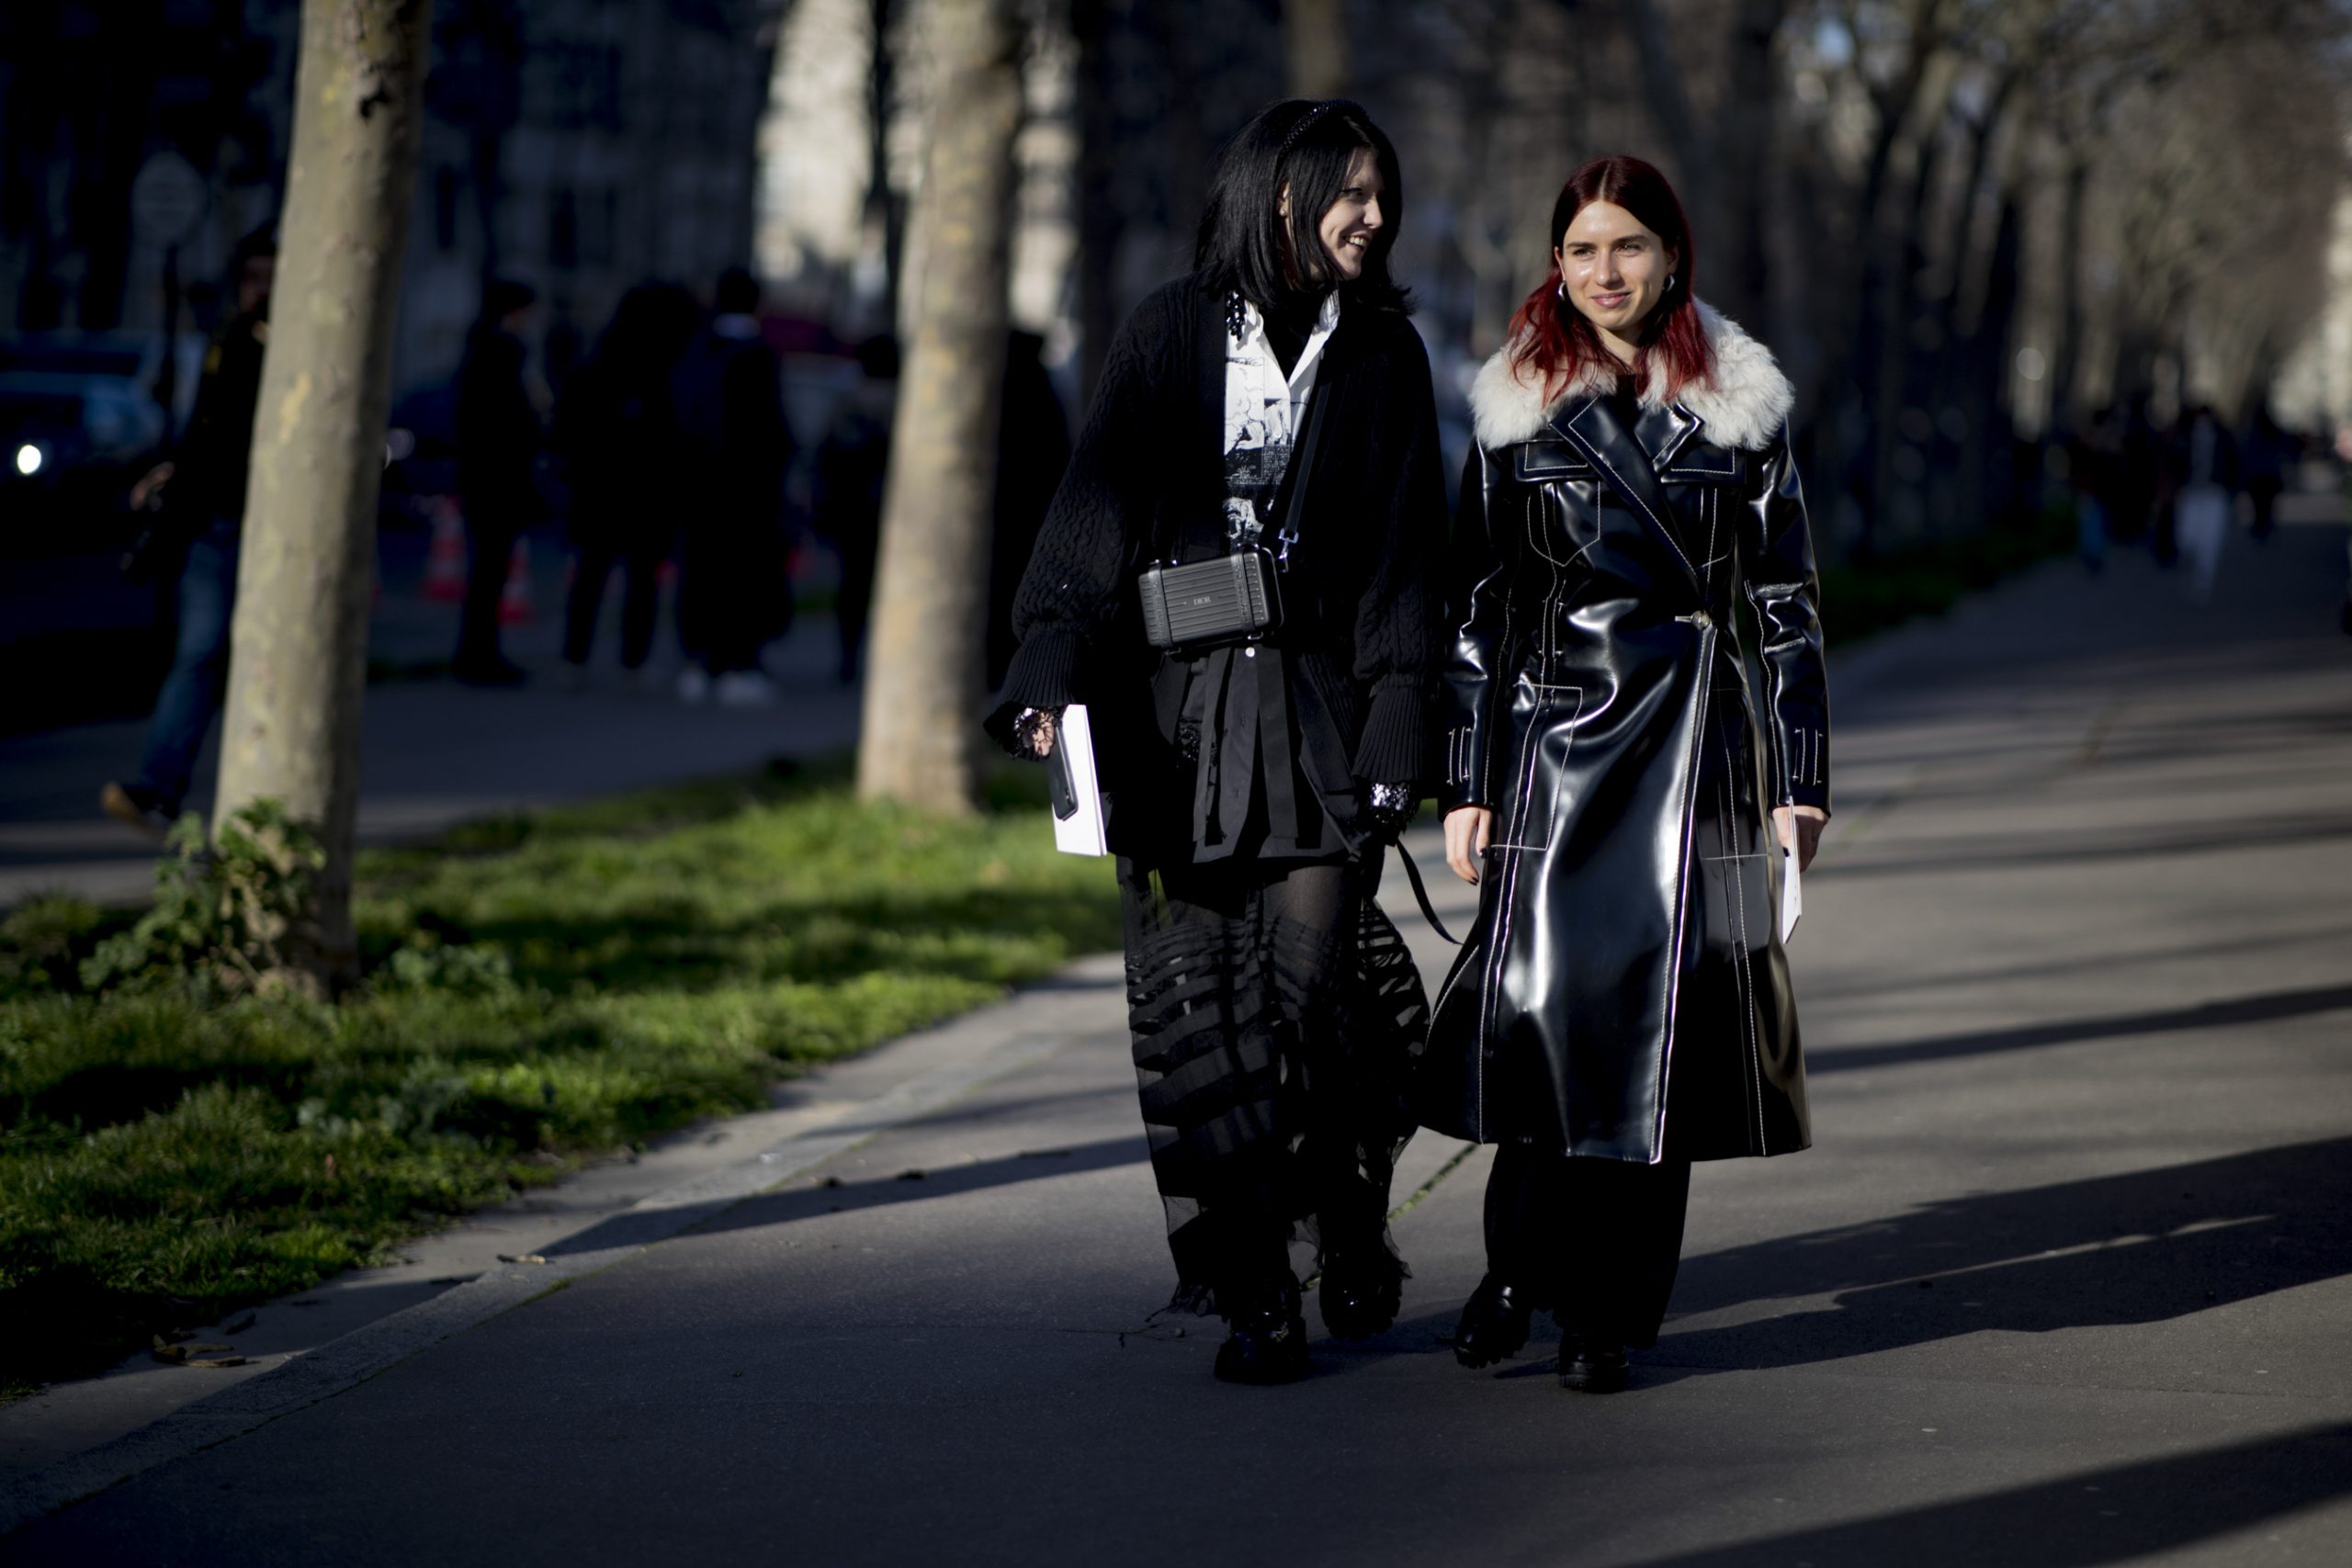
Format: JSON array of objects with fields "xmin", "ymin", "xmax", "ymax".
[
  {"xmin": 1046, "ymin": 704, "xmax": 1108, "ymax": 857},
  {"xmin": 1780, "ymin": 847, "xmax": 1802, "ymax": 943}
]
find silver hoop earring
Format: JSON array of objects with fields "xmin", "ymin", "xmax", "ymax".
[
  {"xmin": 1555, "ymin": 280, "xmax": 1567, "ymax": 301},
  {"xmin": 1667, "ymin": 273, "xmax": 1679, "ymax": 292}
]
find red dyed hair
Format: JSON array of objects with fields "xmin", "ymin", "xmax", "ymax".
[{"xmin": 1508, "ymin": 155, "xmax": 1713, "ymax": 405}]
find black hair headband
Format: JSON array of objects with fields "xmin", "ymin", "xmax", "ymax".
[{"xmin": 1277, "ymin": 100, "xmax": 1340, "ymax": 157}]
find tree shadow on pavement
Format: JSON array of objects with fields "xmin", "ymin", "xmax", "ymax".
[
  {"xmin": 1810, "ymin": 981, "xmax": 2352, "ymax": 1074},
  {"xmin": 1604, "ymin": 1422, "xmax": 2352, "ymax": 1568},
  {"xmin": 639, "ymin": 1133, "xmax": 1148, "ymax": 1250},
  {"xmin": 1657, "ymin": 1136, "xmax": 2352, "ymax": 1371}
]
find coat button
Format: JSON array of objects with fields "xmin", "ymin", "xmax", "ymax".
[{"xmin": 1243, "ymin": 647, "xmax": 1256, "ymax": 659}]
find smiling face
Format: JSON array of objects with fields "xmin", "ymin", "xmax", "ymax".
[
  {"xmin": 1318, "ymin": 148, "xmax": 1385, "ymax": 282},
  {"xmin": 1555, "ymin": 199, "xmax": 1677, "ymax": 362},
  {"xmin": 1282, "ymin": 147, "xmax": 1386, "ymax": 286}
]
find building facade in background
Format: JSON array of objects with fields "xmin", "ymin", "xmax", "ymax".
[{"xmin": 0, "ymin": 0, "xmax": 774, "ymax": 406}]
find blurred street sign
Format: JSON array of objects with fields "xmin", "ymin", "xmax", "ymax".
[{"xmin": 130, "ymin": 152, "xmax": 208, "ymax": 247}]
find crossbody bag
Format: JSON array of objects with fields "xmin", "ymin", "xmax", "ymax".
[{"xmin": 1136, "ymin": 365, "xmax": 1332, "ymax": 653}]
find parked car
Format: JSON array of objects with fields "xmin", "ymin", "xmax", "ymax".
[{"xmin": 0, "ymin": 333, "xmax": 198, "ymax": 547}]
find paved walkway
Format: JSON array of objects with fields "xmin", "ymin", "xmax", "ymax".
[{"xmin": 6, "ymin": 505, "xmax": 2351, "ymax": 1564}]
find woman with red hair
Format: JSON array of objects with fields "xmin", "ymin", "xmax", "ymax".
[{"xmin": 1421, "ymin": 156, "xmax": 1830, "ymax": 1393}]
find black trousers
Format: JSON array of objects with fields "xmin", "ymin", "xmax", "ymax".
[
  {"xmin": 562, "ymin": 530, "xmax": 664, "ymax": 670},
  {"xmin": 1484, "ymin": 1143, "xmax": 1692, "ymax": 1348},
  {"xmin": 458, "ymin": 517, "xmax": 520, "ymax": 668}
]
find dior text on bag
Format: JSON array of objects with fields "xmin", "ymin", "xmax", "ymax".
[{"xmin": 1136, "ymin": 547, "xmax": 1283, "ymax": 651}]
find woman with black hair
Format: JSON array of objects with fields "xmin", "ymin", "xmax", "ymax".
[
  {"xmin": 1428, "ymin": 155, "xmax": 1829, "ymax": 1393},
  {"xmin": 988, "ymin": 99, "xmax": 1446, "ymax": 1384}
]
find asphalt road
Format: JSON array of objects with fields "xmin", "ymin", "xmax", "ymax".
[{"xmin": 7, "ymin": 507, "xmax": 2351, "ymax": 1565}]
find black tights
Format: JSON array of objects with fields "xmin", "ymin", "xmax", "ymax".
[
  {"xmin": 1121, "ymin": 853, "xmax": 1413, "ymax": 1312},
  {"xmin": 1484, "ymin": 1144, "xmax": 1692, "ymax": 1348}
]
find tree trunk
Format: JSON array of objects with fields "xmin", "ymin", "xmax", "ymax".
[
  {"xmin": 855, "ymin": 0, "xmax": 1023, "ymax": 815},
  {"xmin": 1071, "ymin": 0, "xmax": 1123, "ymax": 406},
  {"xmin": 1716, "ymin": 0, "xmax": 1791, "ymax": 333},
  {"xmin": 1283, "ymin": 0, "xmax": 1349, "ymax": 100},
  {"xmin": 864, "ymin": 0, "xmax": 908, "ymax": 333},
  {"xmin": 213, "ymin": 0, "xmax": 432, "ymax": 992}
]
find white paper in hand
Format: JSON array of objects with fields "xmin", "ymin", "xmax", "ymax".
[
  {"xmin": 1046, "ymin": 704, "xmax": 1108, "ymax": 857},
  {"xmin": 1779, "ymin": 847, "xmax": 1802, "ymax": 943}
]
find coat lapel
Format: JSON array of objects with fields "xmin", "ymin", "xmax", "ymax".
[{"xmin": 1552, "ymin": 393, "xmax": 1703, "ymax": 592}]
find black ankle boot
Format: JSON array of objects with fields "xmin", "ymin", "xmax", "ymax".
[
  {"xmin": 1556, "ymin": 1331, "xmax": 1630, "ymax": 1393},
  {"xmin": 1317, "ymin": 1246, "xmax": 1404, "ymax": 1340},
  {"xmin": 1452, "ymin": 1276, "xmax": 1535, "ymax": 1369},
  {"xmin": 1213, "ymin": 1277, "xmax": 1310, "ymax": 1384}
]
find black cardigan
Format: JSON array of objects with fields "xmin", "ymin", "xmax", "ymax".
[{"xmin": 990, "ymin": 273, "xmax": 1442, "ymax": 858}]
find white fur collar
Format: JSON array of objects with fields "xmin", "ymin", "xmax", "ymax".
[{"xmin": 1468, "ymin": 300, "xmax": 1793, "ymax": 453}]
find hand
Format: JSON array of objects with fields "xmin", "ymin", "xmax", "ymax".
[
  {"xmin": 1015, "ymin": 706, "xmax": 1057, "ymax": 760},
  {"xmin": 1444, "ymin": 806, "xmax": 1493, "ymax": 885},
  {"xmin": 130, "ymin": 461, "xmax": 174, "ymax": 512},
  {"xmin": 1772, "ymin": 804, "xmax": 1827, "ymax": 873}
]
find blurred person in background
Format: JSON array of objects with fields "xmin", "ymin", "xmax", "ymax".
[
  {"xmin": 556, "ymin": 281, "xmax": 699, "ymax": 686},
  {"xmin": 2241, "ymin": 403, "xmax": 2295, "ymax": 544},
  {"xmin": 2068, "ymin": 406, "xmax": 2122, "ymax": 575},
  {"xmin": 808, "ymin": 333, "xmax": 897, "ymax": 684},
  {"xmin": 671, "ymin": 266, "xmax": 793, "ymax": 705},
  {"xmin": 2169, "ymin": 401, "xmax": 2239, "ymax": 604},
  {"xmin": 101, "ymin": 225, "xmax": 277, "ymax": 838},
  {"xmin": 986, "ymin": 330, "xmax": 1071, "ymax": 689},
  {"xmin": 1430, "ymin": 155, "xmax": 1828, "ymax": 1395},
  {"xmin": 453, "ymin": 278, "xmax": 546, "ymax": 686}
]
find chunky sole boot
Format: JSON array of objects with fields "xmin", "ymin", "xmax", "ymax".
[
  {"xmin": 1204, "ymin": 1288, "xmax": 1317, "ymax": 1382},
  {"xmin": 1557, "ymin": 1336, "xmax": 1631, "ymax": 1393},
  {"xmin": 1451, "ymin": 1277, "xmax": 1535, "ymax": 1369},
  {"xmin": 1317, "ymin": 1250, "xmax": 1405, "ymax": 1340}
]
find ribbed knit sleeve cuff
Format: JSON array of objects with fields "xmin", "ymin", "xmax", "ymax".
[
  {"xmin": 982, "ymin": 628, "xmax": 1088, "ymax": 749},
  {"xmin": 1001, "ymin": 627, "xmax": 1087, "ymax": 710},
  {"xmin": 1350, "ymin": 677, "xmax": 1430, "ymax": 786}
]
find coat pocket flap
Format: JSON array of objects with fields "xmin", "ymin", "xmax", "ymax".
[
  {"xmin": 1664, "ymin": 444, "xmax": 1747, "ymax": 485},
  {"xmin": 1513, "ymin": 439, "xmax": 1595, "ymax": 481}
]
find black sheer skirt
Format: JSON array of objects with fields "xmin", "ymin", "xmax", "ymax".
[{"xmin": 1118, "ymin": 851, "xmax": 1430, "ymax": 1315}]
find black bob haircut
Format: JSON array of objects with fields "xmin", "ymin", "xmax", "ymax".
[{"xmin": 1194, "ymin": 98, "xmax": 1410, "ymax": 316}]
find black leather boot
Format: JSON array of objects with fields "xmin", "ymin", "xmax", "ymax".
[
  {"xmin": 1213, "ymin": 1277, "xmax": 1310, "ymax": 1384},
  {"xmin": 1317, "ymin": 1245, "xmax": 1405, "ymax": 1340},
  {"xmin": 1451, "ymin": 1276, "xmax": 1535, "ymax": 1369},
  {"xmin": 1556, "ymin": 1331, "xmax": 1631, "ymax": 1393}
]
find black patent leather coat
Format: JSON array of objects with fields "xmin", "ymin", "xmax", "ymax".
[{"xmin": 1422, "ymin": 308, "xmax": 1829, "ymax": 1163}]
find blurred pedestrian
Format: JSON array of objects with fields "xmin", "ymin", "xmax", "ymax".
[
  {"xmin": 987, "ymin": 330, "xmax": 1071, "ymax": 689},
  {"xmin": 453, "ymin": 278, "xmax": 546, "ymax": 686},
  {"xmin": 2241, "ymin": 403, "xmax": 2294, "ymax": 544},
  {"xmin": 1430, "ymin": 156, "xmax": 1829, "ymax": 1394},
  {"xmin": 556, "ymin": 282, "xmax": 698, "ymax": 684},
  {"xmin": 101, "ymin": 225, "xmax": 276, "ymax": 838},
  {"xmin": 2117, "ymin": 396, "xmax": 2162, "ymax": 550},
  {"xmin": 808, "ymin": 334, "xmax": 897, "ymax": 684},
  {"xmin": 2068, "ymin": 406, "xmax": 2122, "ymax": 574},
  {"xmin": 989, "ymin": 98, "xmax": 1442, "ymax": 1383},
  {"xmin": 671, "ymin": 267, "xmax": 794, "ymax": 705},
  {"xmin": 2170, "ymin": 402, "xmax": 2239, "ymax": 604}
]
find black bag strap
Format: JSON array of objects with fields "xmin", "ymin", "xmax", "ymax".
[
  {"xmin": 1386, "ymin": 840, "xmax": 1460, "ymax": 945},
  {"xmin": 1263, "ymin": 350, "xmax": 1336, "ymax": 569}
]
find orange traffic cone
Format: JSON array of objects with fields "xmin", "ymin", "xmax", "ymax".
[
  {"xmin": 498, "ymin": 536, "xmax": 535, "ymax": 626},
  {"xmin": 423, "ymin": 498, "xmax": 467, "ymax": 603}
]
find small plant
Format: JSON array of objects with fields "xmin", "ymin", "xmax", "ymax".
[
  {"xmin": 80, "ymin": 800, "xmax": 327, "ymax": 998},
  {"xmin": 0, "ymin": 896, "xmax": 104, "ymax": 1000}
]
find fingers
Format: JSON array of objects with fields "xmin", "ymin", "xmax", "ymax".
[{"xmin": 1444, "ymin": 807, "xmax": 1490, "ymax": 885}]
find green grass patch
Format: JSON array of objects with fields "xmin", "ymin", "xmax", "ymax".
[{"xmin": 0, "ymin": 759, "xmax": 1120, "ymax": 1394}]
